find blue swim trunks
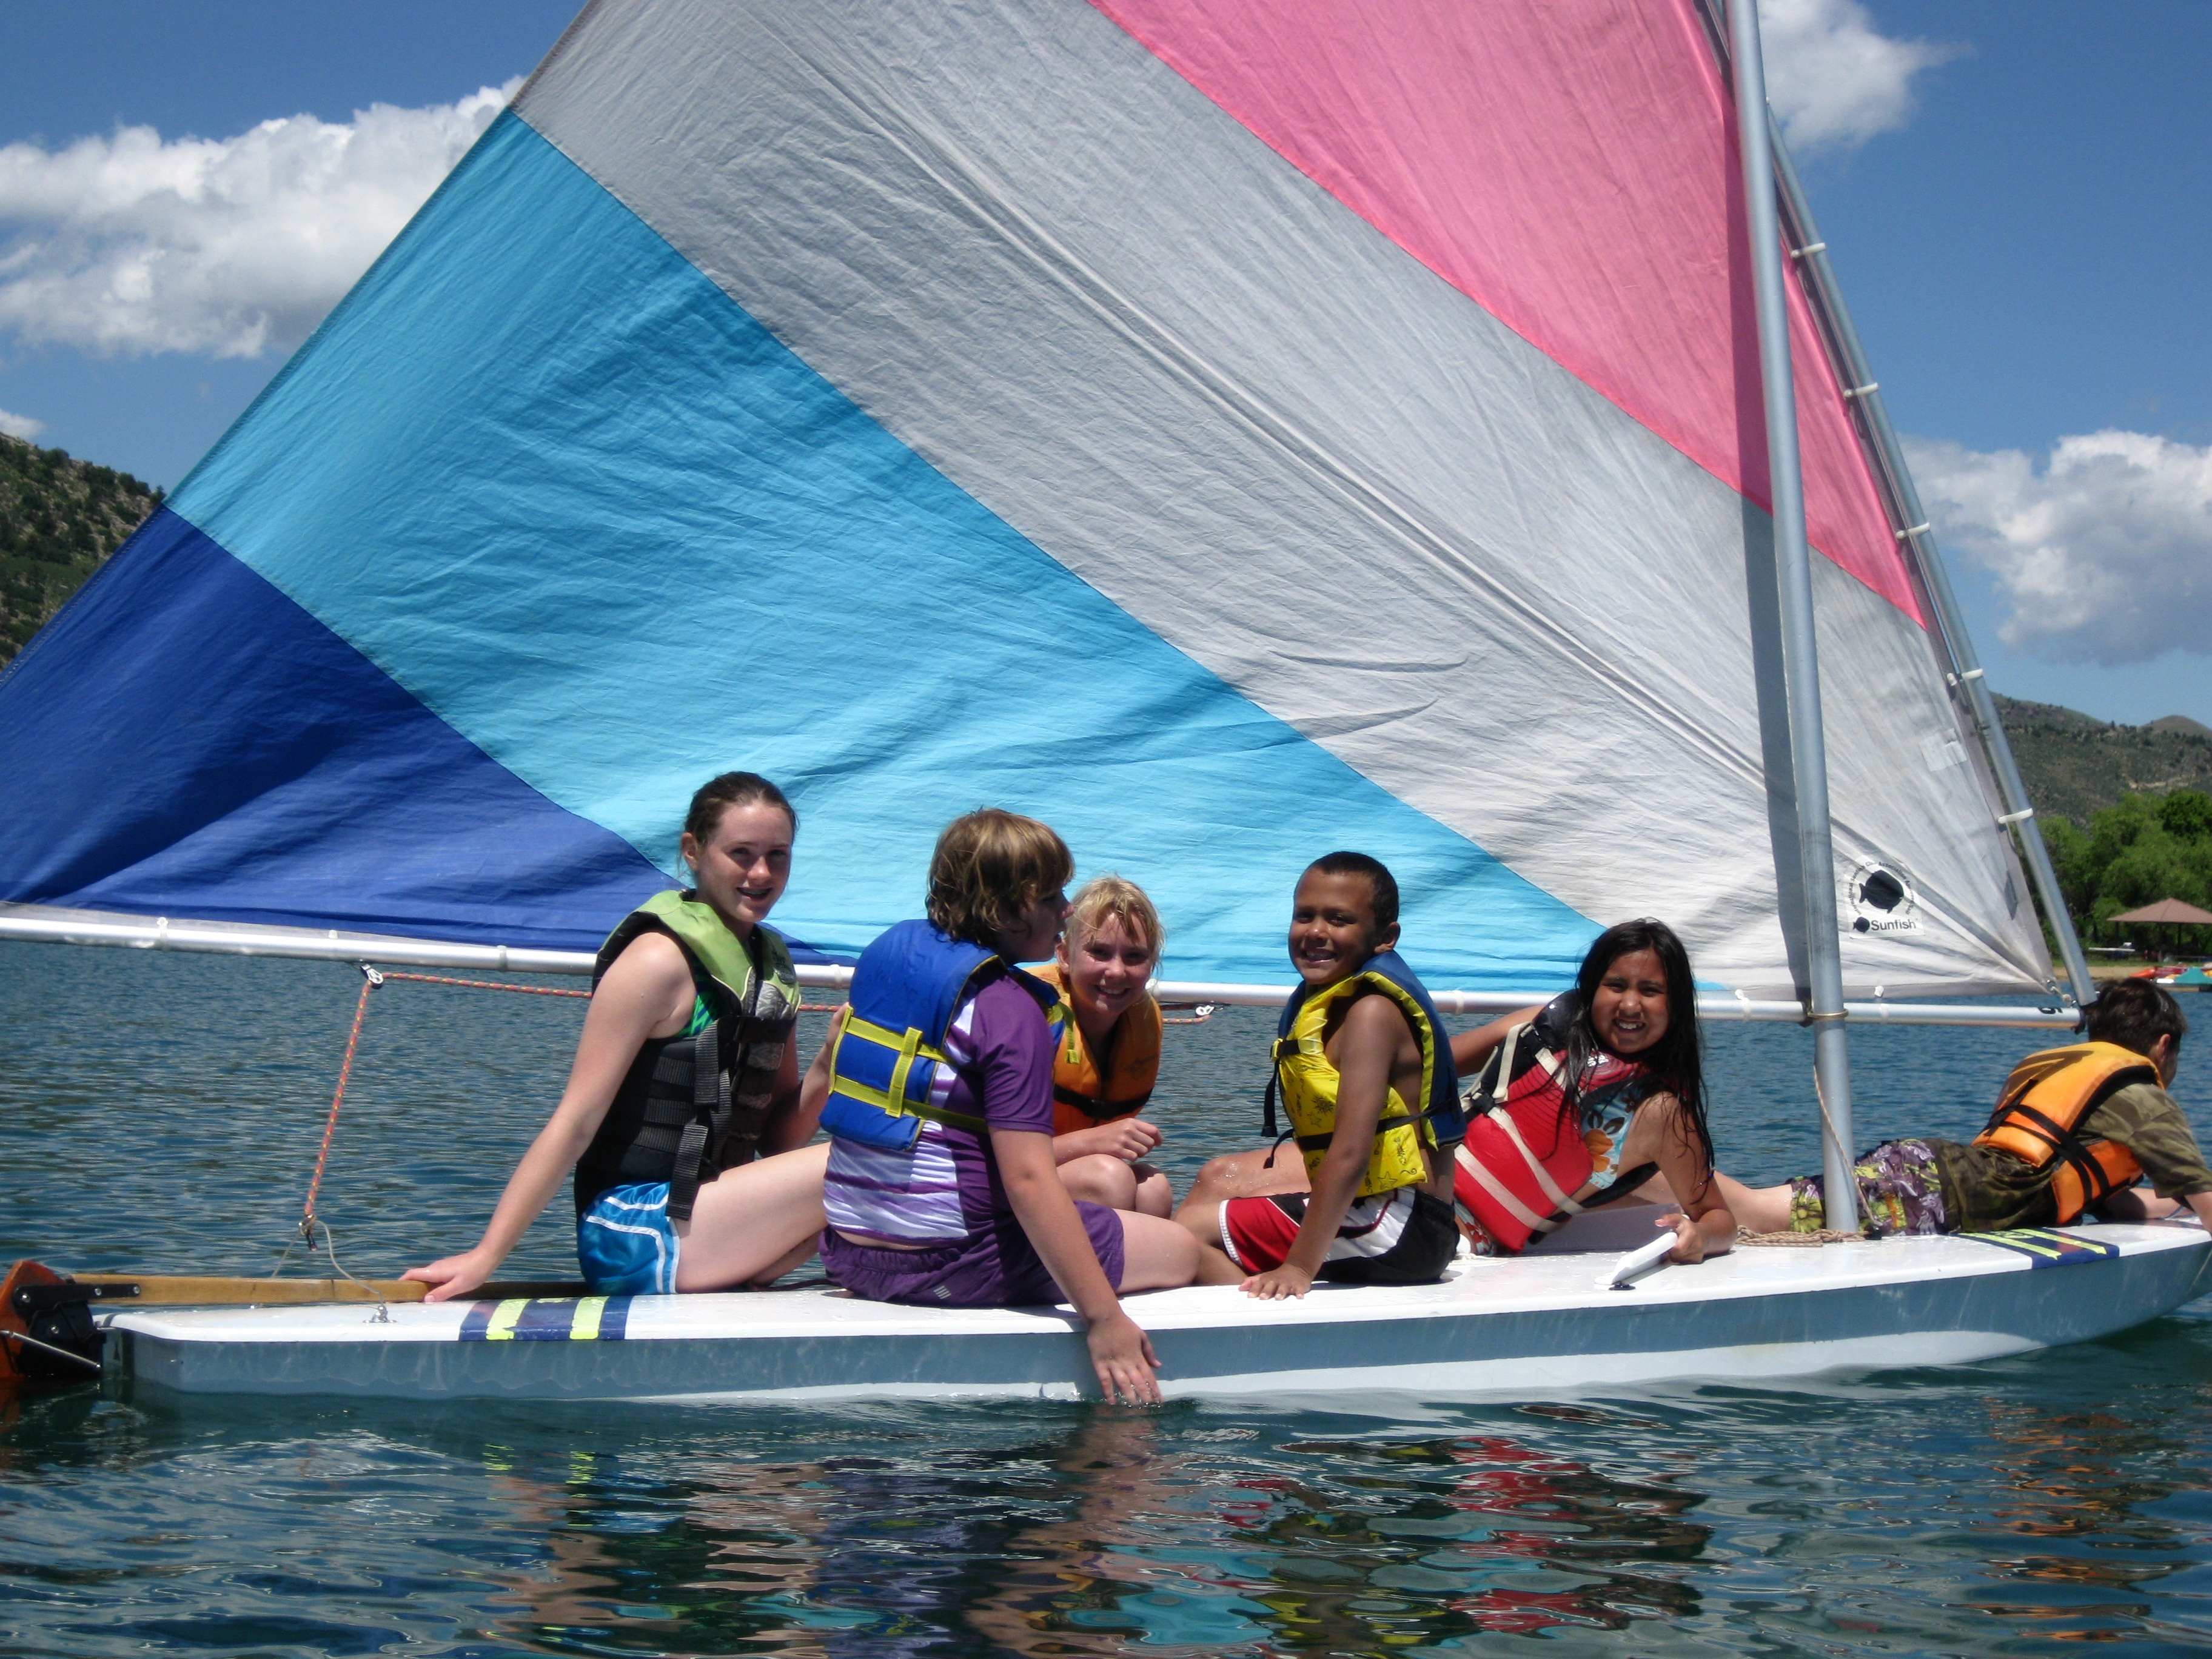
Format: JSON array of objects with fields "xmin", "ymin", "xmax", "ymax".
[{"xmin": 577, "ymin": 1182, "xmax": 679, "ymax": 1295}]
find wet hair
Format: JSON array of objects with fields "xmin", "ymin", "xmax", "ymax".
[
  {"xmin": 683, "ymin": 772, "xmax": 797, "ymax": 843},
  {"xmin": 1304, "ymin": 851, "xmax": 1399, "ymax": 937},
  {"xmin": 2085, "ymin": 979, "xmax": 2188, "ymax": 1061},
  {"xmin": 1564, "ymin": 918, "xmax": 1712, "ymax": 1176},
  {"xmin": 927, "ymin": 808, "xmax": 1075, "ymax": 948},
  {"xmin": 1065, "ymin": 874, "xmax": 1163, "ymax": 964}
]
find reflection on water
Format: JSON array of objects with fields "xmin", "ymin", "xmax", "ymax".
[
  {"xmin": 8, "ymin": 1356, "xmax": 2212, "ymax": 1655},
  {"xmin": 4, "ymin": 942, "xmax": 2212, "ymax": 1654}
]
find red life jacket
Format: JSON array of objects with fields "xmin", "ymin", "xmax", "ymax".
[{"xmin": 1453, "ymin": 997, "xmax": 1657, "ymax": 1253}]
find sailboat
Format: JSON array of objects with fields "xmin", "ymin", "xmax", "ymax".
[{"xmin": 4, "ymin": 0, "xmax": 2203, "ymax": 1401}]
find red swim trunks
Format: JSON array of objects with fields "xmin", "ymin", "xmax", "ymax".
[{"xmin": 1218, "ymin": 1187, "xmax": 1459, "ymax": 1285}]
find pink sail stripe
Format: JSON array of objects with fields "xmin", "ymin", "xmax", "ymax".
[{"xmin": 1088, "ymin": 0, "xmax": 1922, "ymax": 625}]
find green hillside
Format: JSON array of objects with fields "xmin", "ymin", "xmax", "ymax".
[
  {"xmin": 1991, "ymin": 694, "xmax": 2212, "ymax": 829},
  {"xmin": 0, "ymin": 434, "xmax": 162, "ymax": 663}
]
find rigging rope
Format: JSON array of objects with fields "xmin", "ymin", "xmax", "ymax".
[
  {"xmin": 374, "ymin": 970, "xmax": 591, "ymax": 998},
  {"xmin": 1161, "ymin": 1005, "xmax": 1217, "ymax": 1026},
  {"xmin": 297, "ymin": 965, "xmax": 382, "ymax": 1241},
  {"xmin": 279, "ymin": 964, "xmax": 597, "ymax": 1281}
]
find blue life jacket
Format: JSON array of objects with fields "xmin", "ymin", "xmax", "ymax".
[
  {"xmin": 1264, "ymin": 948, "xmax": 1465, "ymax": 1147},
  {"xmin": 822, "ymin": 919, "xmax": 1059, "ymax": 1151}
]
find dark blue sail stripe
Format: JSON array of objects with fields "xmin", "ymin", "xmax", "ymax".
[{"xmin": 0, "ymin": 508, "xmax": 828, "ymax": 958}]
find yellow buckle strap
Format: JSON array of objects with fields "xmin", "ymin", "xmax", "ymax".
[
  {"xmin": 830, "ymin": 1013, "xmax": 953, "ymax": 1117},
  {"xmin": 886, "ymin": 1023, "xmax": 926, "ymax": 1115}
]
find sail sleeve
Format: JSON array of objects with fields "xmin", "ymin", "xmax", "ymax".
[{"xmin": 0, "ymin": 0, "xmax": 2049, "ymax": 996}]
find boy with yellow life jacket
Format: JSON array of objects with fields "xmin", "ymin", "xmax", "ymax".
[
  {"xmin": 1175, "ymin": 852, "xmax": 1465, "ymax": 1295},
  {"xmin": 1450, "ymin": 919, "xmax": 1735, "ymax": 1262},
  {"xmin": 1719, "ymin": 979, "xmax": 2211, "ymax": 1236},
  {"xmin": 1031, "ymin": 876, "xmax": 1174, "ymax": 1216}
]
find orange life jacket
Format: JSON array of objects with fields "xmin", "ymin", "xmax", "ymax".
[
  {"xmin": 1453, "ymin": 999, "xmax": 1657, "ymax": 1253},
  {"xmin": 1973, "ymin": 1041, "xmax": 2156, "ymax": 1224},
  {"xmin": 1033, "ymin": 963, "xmax": 1163, "ymax": 1138}
]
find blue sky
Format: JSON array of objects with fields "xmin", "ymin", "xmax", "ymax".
[
  {"xmin": 1798, "ymin": 1, "xmax": 2212, "ymax": 726},
  {"xmin": 2, "ymin": 0, "xmax": 2205, "ymax": 725}
]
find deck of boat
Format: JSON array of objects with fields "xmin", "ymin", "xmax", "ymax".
[{"xmin": 102, "ymin": 1215, "xmax": 2210, "ymax": 1404}]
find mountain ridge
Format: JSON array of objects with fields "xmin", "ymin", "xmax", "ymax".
[
  {"xmin": 1, "ymin": 434, "xmax": 162, "ymax": 663},
  {"xmin": 1990, "ymin": 694, "xmax": 2212, "ymax": 828}
]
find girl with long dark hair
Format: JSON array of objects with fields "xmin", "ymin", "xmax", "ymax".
[{"xmin": 1449, "ymin": 919, "xmax": 1734, "ymax": 1261}]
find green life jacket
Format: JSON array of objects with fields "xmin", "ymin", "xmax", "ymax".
[{"xmin": 574, "ymin": 890, "xmax": 801, "ymax": 1219}]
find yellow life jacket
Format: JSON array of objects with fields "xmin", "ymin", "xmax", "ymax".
[
  {"xmin": 1974, "ymin": 1041, "xmax": 2157, "ymax": 1224},
  {"xmin": 1273, "ymin": 970, "xmax": 1441, "ymax": 1199},
  {"xmin": 1032, "ymin": 963, "xmax": 1162, "ymax": 1137}
]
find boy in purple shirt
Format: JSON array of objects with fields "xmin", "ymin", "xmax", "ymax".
[{"xmin": 819, "ymin": 810, "xmax": 1198, "ymax": 1403}]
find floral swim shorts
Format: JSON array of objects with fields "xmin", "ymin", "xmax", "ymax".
[{"xmin": 1788, "ymin": 1138, "xmax": 1949, "ymax": 1236}]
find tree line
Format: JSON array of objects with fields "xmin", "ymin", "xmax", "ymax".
[{"xmin": 2045, "ymin": 789, "xmax": 2212, "ymax": 955}]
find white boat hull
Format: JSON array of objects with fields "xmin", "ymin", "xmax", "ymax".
[{"xmin": 104, "ymin": 1219, "xmax": 2211, "ymax": 1404}]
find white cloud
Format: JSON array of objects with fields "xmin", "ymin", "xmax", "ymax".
[
  {"xmin": 0, "ymin": 406, "xmax": 44, "ymax": 439},
  {"xmin": 1759, "ymin": 0, "xmax": 1962, "ymax": 155},
  {"xmin": 1906, "ymin": 431, "xmax": 2212, "ymax": 666},
  {"xmin": 0, "ymin": 81, "xmax": 519, "ymax": 360}
]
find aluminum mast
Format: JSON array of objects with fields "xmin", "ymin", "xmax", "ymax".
[{"xmin": 1728, "ymin": 0, "xmax": 1859, "ymax": 1229}]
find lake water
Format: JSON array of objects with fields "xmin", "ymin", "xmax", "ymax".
[{"xmin": 4, "ymin": 939, "xmax": 2211, "ymax": 1655}]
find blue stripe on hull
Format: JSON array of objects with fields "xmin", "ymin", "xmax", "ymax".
[{"xmin": 139, "ymin": 112, "xmax": 1595, "ymax": 984}]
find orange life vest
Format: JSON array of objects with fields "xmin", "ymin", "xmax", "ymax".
[
  {"xmin": 1033, "ymin": 963, "xmax": 1163, "ymax": 1138},
  {"xmin": 1453, "ymin": 999, "xmax": 1658, "ymax": 1253},
  {"xmin": 1973, "ymin": 1041, "xmax": 2156, "ymax": 1224}
]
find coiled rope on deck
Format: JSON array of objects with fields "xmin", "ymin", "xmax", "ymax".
[{"xmin": 1737, "ymin": 1227, "xmax": 1867, "ymax": 1246}]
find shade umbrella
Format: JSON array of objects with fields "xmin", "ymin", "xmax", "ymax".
[{"xmin": 2108, "ymin": 899, "xmax": 2212, "ymax": 966}]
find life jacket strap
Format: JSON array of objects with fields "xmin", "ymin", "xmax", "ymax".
[
  {"xmin": 2053, "ymin": 1136, "xmax": 2128, "ymax": 1214},
  {"xmin": 1053, "ymin": 1082, "xmax": 1155, "ymax": 1119},
  {"xmin": 1455, "ymin": 1141, "xmax": 1558, "ymax": 1235},
  {"xmin": 1293, "ymin": 1111, "xmax": 1418, "ymax": 1154},
  {"xmin": 1455, "ymin": 1062, "xmax": 1587, "ymax": 1241},
  {"xmin": 665, "ymin": 1017, "xmax": 726, "ymax": 1223},
  {"xmin": 828, "ymin": 1012, "xmax": 989, "ymax": 1134},
  {"xmin": 1990, "ymin": 1097, "xmax": 2072, "ymax": 1156},
  {"xmin": 1464, "ymin": 1021, "xmax": 1530, "ymax": 1117},
  {"xmin": 1490, "ymin": 1107, "xmax": 1582, "ymax": 1215}
]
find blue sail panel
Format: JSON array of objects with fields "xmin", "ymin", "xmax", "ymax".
[
  {"xmin": 0, "ymin": 509, "xmax": 676, "ymax": 950},
  {"xmin": 16, "ymin": 110, "xmax": 1595, "ymax": 987}
]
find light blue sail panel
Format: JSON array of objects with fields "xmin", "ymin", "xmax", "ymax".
[{"xmin": 142, "ymin": 112, "xmax": 1592, "ymax": 985}]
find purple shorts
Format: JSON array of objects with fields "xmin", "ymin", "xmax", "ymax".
[{"xmin": 822, "ymin": 1202, "xmax": 1126, "ymax": 1308}]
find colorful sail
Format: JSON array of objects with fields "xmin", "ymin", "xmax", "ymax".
[{"xmin": 0, "ymin": 0, "xmax": 2048, "ymax": 996}]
